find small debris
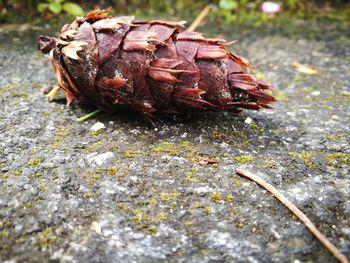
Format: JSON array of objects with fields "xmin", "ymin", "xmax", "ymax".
[
  {"xmin": 85, "ymin": 152, "xmax": 115, "ymax": 167},
  {"xmin": 198, "ymin": 157, "xmax": 219, "ymax": 165},
  {"xmin": 244, "ymin": 117, "xmax": 253, "ymax": 125},
  {"xmin": 331, "ymin": 115, "xmax": 340, "ymax": 120},
  {"xmin": 311, "ymin": 91, "xmax": 320, "ymax": 96},
  {"xmin": 90, "ymin": 122, "xmax": 106, "ymax": 133},
  {"xmin": 92, "ymin": 221, "xmax": 102, "ymax": 234},
  {"xmin": 292, "ymin": 62, "xmax": 319, "ymax": 75},
  {"xmin": 272, "ymin": 229, "xmax": 281, "ymax": 239}
]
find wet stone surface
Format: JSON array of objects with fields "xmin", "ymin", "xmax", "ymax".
[{"xmin": 0, "ymin": 19, "xmax": 349, "ymax": 262}]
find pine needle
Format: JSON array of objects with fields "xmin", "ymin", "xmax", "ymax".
[
  {"xmin": 235, "ymin": 168, "xmax": 349, "ymax": 263},
  {"xmin": 187, "ymin": 5, "xmax": 212, "ymax": 32},
  {"xmin": 77, "ymin": 109, "xmax": 102, "ymax": 122}
]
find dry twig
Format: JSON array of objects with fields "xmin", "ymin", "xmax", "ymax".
[
  {"xmin": 235, "ymin": 168, "xmax": 349, "ymax": 263},
  {"xmin": 187, "ymin": 5, "xmax": 212, "ymax": 32}
]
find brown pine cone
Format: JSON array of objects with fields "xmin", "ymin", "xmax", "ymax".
[{"xmin": 37, "ymin": 10, "xmax": 276, "ymax": 119}]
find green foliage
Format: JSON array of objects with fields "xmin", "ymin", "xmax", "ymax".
[
  {"xmin": 2, "ymin": 0, "xmax": 350, "ymax": 24},
  {"xmin": 37, "ymin": 0, "xmax": 84, "ymax": 17},
  {"xmin": 218, "ymin": 0, "xmax": 249, "ymax": 10},
  {"xmin": 62, "ymin": 2, "xmax": 85, "ymax": 16},
  {"xmin": 49, "ymin": 1, "xmax": 62, "ymax": 14},
  {"xmin": 219, "ymin": 0, "xmax": 238, "ymax": 11}
]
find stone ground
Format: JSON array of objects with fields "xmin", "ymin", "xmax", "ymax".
[{"xmin": 0, "ymin": 17, "xmax": 349, "ymax": 263}]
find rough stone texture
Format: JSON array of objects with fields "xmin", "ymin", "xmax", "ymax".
[{"xmin": 0, "ymin": 18, "xmax": 349, "ymax": 262}]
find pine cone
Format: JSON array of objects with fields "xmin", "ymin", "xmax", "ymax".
[{"xmin": 37, "ymin": 10, "xmax": 276, "ymax": 119}]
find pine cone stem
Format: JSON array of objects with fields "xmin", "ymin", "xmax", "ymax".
[{"xmin": 46, "ymin": 85, "xmax": 61, "ymax": 101}]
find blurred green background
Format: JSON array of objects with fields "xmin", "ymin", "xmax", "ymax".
[{"xmin": 0, "ymin": 0, "xmax": 349, "ymax": 25}]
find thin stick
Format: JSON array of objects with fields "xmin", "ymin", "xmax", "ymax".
[
  {"xmin": 77, "ymin": 109, "xmax": 101, "ymax": 122},
  {"xmin": 235, "ymin": 168, "xmax": 349, "ymax": 263},
  {"xmin": 187, "ymin": 5, "xmax": 211, "ymax": 32}
]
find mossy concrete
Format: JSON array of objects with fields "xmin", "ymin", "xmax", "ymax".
[{"xmin": 0, "ymin": 18, "xmax": 349, "ymax": 262}]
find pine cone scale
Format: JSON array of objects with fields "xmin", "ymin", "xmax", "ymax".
[
  {"xmin": 96, "ymin": 24, "xmax": 130, "ymax": 65},
  {"xmin": 149, "ymin": 24, "xmax": 176, "ymax": 42},
  {"xmin": 197, "ymin": 60, "xmax": 231, "ymax": 107},
  {"xmin": 61, "ymin": 22, "xmax": 103, "ymax": 106},
  {"xmin": 119, "ymin": 51, "xmax": 154, "ymax": 106},
  {"xmin": 154, "ymin": 38, "xmax": 178, "ymax": 59}
]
